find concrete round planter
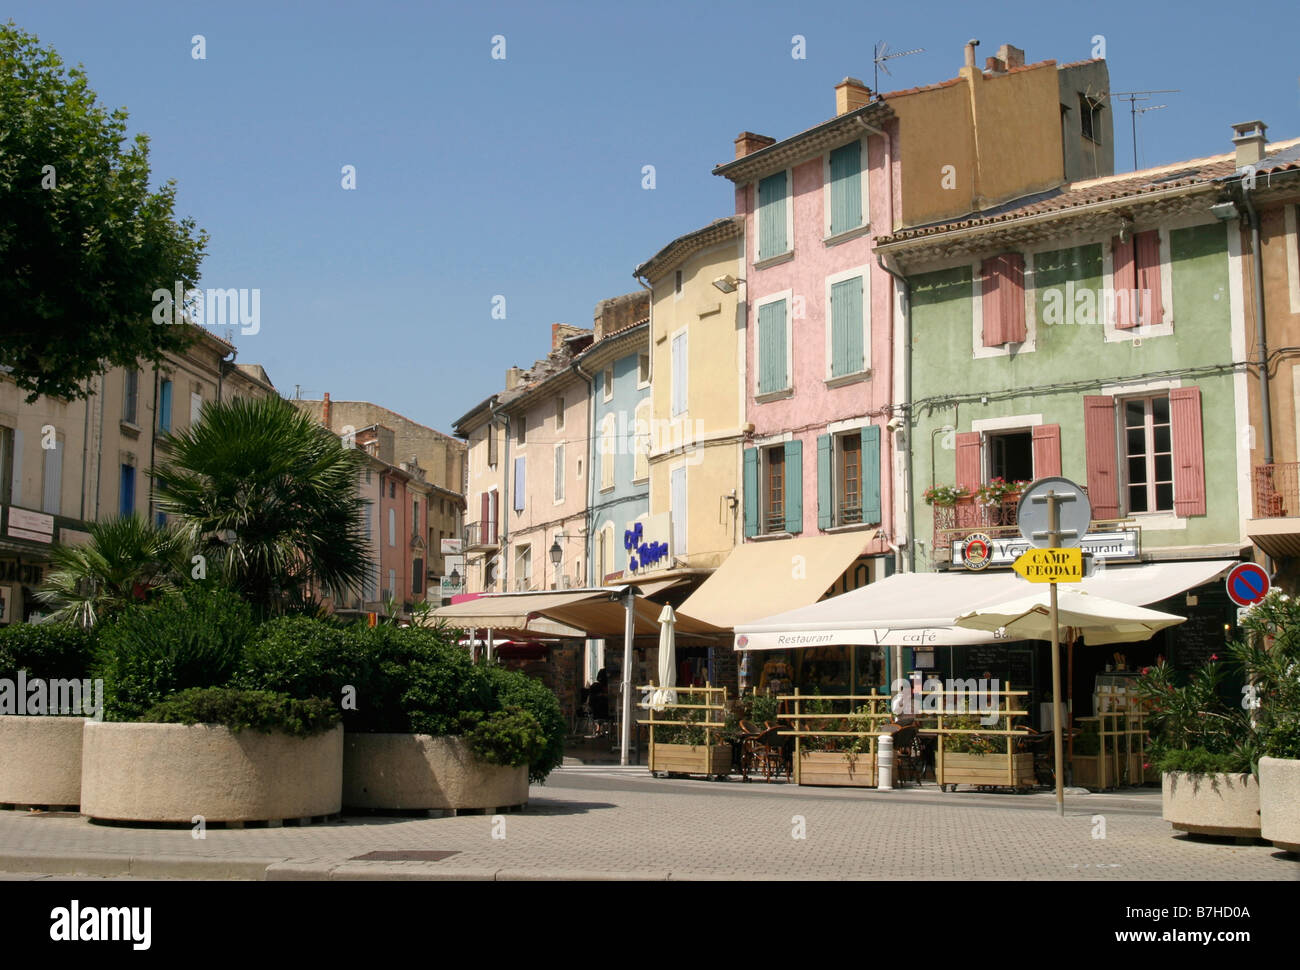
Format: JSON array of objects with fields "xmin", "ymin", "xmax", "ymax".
[
  {"xmin": 1161, "ymin": 771, "xmax": 1261, "ymax": 839},
  {"xmin": 0, "ymin": 715, "xmax": 86, "ymax": 807},
  {"xmin": 80, "ymin": 721, "xmax": 342, "ymax": 823},
  {"xmin": 1259, "ymin": 756, "xmax": 1300, "ymax": 853},
  {"xmin": 343, "ymin": 734, "xmax": 528, "ymax": 811}
]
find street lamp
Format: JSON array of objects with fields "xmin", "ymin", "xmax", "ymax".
[{"xmin": 549, "ymin": 540, "xmax": 563, "ymax": 566}]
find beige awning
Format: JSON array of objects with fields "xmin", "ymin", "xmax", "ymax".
[
  {"xmin": 628, "ymin": 577, "xmax": 685, "ymax": 599},
  {"xmin": 678, "ymin": 531, "xmax": 877, "ymax": 630},
  {"xmin": 432, "ymin": 587, "xmax": 723, "ymax": 639}
]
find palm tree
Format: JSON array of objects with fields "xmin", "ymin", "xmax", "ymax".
[
  {"xmin": 154, "ymin": 394, "xmax": 371, "ymax": 617},
  {"xmin": 37, "ymin": 515, "xmax": 191, "ymax": 628}
]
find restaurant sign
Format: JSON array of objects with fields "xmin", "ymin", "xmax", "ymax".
[
  {"xmin": 5, "ymin": 507, "xmax": 55, "ymax": 544},
  {"xmin": 953, "ymin": 529, "xmax": 1138, "ymax": 569}
]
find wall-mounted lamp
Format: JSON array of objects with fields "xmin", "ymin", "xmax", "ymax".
[{"xmin": 712, "ymin": 275, "xmax": 745, "ymax": 294}]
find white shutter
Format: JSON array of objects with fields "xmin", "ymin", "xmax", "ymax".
[
  {"xmin": 42, "ymin": 439, "xmax": 62, "ymax": 515},
  {"xmin": 190, "ymin": 392, "xmax": 203, "ymax": 427},
  {"xmin": 388, "ymin": 508, "xmax": 396, "ymax": 546}
]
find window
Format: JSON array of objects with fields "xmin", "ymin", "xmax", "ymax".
[
  {"xmin": 555, "ymin": 396, "xmax": 565, "ymax": 430},
  {"xmin": 757, "ymin": 297, "xmax": 790, "ymax": 394},
  {"xmin": 515, "ymin": 544, "xmax": 532, "ymax": 590},
  {"xmin": 827, "ymin": 141, "xmax": 865, "ymax": 237},
  {"xmin": 123, "ymin": 370, "xmax": 139, "ymax": 425},
  {"xmin": 158, "ymin": 378, "xmax": 173, "ymax": 432},
  {"xmin": 41, "ymin": 434, "xmax": 62, "ymax": 516},
  {"xmin": 1112, "ymin": 230, "xmax": 1164, "ymax": 329},
  {"xmin": 389, "ymin": 482, "xmax": 396, "ymax": 499},
  {"xmin": 837, "ymin": 433, "xmax": 862, "ymax": 525},
  {"xmin": 638, "ymin": 353, "xmax": 650, "ymax": 387},
  {"xmin": 757, "ymin": 171, "xmax": 790, "ymax": 260},
  {"xmin": 674, "ymin": 269, "xmax": 683, "ymax": 295},
  {"xmin": 671, "ymin": 331, "xmax": 688, "ymax": 416},
  {"xmin": 828, "ymin": 274, "xmax": 867, "ymax": 379},
  {"xmin": 515, "ymin": 415, "xmax": 527, "ymax": 446},
  {"xmin": 988, "ymin": 431, "xmax": 1034, "ymax": 483},
  {"xmin": 1079, "ymin": 94, "xmax": 1103, "ymax": 143},
  {"xmin": 387, "ymin": 569, "xmax": 396, "ymax": 601},
  {"xmin": 412, "ymin": 499, "xmax": 420, "ymax": 535},
  {"xmin": 0, "ymin": 427, "xmax": 15, "ymax": 505},
  {"xmin": 818, "ymin": 427, "xmax": 881, "ymax": 529},
  {"xmin": 119, "ymin": 464, "xmax": 135, "ymax": 517},
  {"xmin": 764, "ymin": 446, "xmax": 786, "ymax": 534},
  {"xmin": 981, "ymin": 254, "xmax": 1027, "ymax": 346},
  {"xmin": 412, "ymin": 558, "xmax": 424, "ymax": 595},
  {"xmin": 554, "ymin": 443, "xmax": 565, "ymax": 502},
  {"xmin": 602, "ymin": 367, "xmax": 614, "ymax": 403},
  {"xmin": 599, "ymin": 414, "xmax": 616, "ymax": 490},
  {"xmin": 513, "ymin": 457, "xmax": 525, "ymax": 511},
  {"xmin": 1123, "ymin": 396, "xmax": 1173, "ymax": 514},
  {"xmin": 388, "ymin": 508, "xmax": 396, "ymax": 546},
  {"xmin": 190, "ymin": 391, "xmax": 203, "ymax": 427},
  {"xmin": 364, "ymin": 468, "xmax": 372, "ymax": 485}
]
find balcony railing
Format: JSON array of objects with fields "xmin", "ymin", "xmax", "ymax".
[
  {"xmin": 933, "ymin": 495, "xmax": 1022, "ymax": 552},
  {"xmin": 1253, "ymin": 463, "xmax": 1300, "ymax": 518},
  {"xmin": 463, "ymin": 520, "xmax": 498, "ymax": 548}
]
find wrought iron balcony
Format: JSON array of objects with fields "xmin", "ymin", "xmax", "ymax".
[{"xmin": 463, "ymin": 520, "xmax": 498, "ymax": 550}]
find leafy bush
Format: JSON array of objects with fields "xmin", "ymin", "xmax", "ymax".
[
  {"xmin": 462, "ymin": 706, "xmax": 547, "ymax": 769},
  {"xmin": 142, "ymin": 687, "xmax": 339, "ymax": 737},
  {"xmin": 943, "ymin": 713, "xmax": 1007, "ymax": 754},
  {"xmin": 483, "ymin": 665, "xmax": 565, "ymax": 783},
  {"xmin": 93, "ymin": 585, "xmax": 255, "ymax": 720},
  {"xmin": 1151, "ymin": 746, "xmax": 1253, "ymax": 775},
  {"xmin": 0, "ymin": 622, "xmax": 96, "ymax": 681},
  {"xmin": 234, "ymin": 615, "xmax": 368, "ymax": 711}
]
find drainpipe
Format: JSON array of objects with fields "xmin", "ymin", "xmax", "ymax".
[
  {"xmin": 492, "ymin": 403, "xmax": 511, "ymax": 592},
  {"xmin": 1240, "ymin": 186, "xmax": 1274, "ymax": 574},
  {"xmin": 877, "ymin": 254, "xmax": 914, "ymax": 573}
]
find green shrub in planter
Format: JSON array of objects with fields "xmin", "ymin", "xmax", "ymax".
[
  {"xmin": 94, "ymin": 585, "xmax": 256, "ymax": 720},
  {"xmin": 484, "ymin": 665, "xmax": 565, "ymax": 782},
  {"xmin": 0, "ymin": 622, "xmax": 95, "ymax": 682},
  {"xmin": 234, "ymin": 616, "xmax": 376, "ymax": 720},
  {"xmin": 461, "ymin": 706, "xmax": 547, "ymax": 770},
  {"xmin": 142, "ymin": 687, "xmax": 340, "ymax": 737}
]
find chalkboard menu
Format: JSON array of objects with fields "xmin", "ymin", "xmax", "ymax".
[
  {"xmin": 1171, "ymin": 610, "xmax": 1227, "ymax": 670},
  {"xmin": 959, "ymin": 644, "xmax": 1035, "ymax": 690}
]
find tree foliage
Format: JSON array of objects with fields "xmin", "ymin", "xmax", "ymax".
[{"xmin": 0, "ymin": 21, "xmax": 207, "ymax": 401}]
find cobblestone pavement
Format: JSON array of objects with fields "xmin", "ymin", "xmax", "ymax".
[{"xmin": 1, "ymin": 767, "xmax": 1295, "ymax": 880}]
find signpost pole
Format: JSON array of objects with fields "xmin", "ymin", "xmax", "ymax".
[{"xmin": 1047, "ymin": 491, "xmax": 1065, "ymax": 818}]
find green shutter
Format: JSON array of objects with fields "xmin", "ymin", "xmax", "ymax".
[
  {"xmin": 829, "ymin": 141, "xmax": 862, "ymax": 236},
  {"xmin": 784, "ymin": 439, "xmax": 802, "ymax": 534},
  {"xmin": 743, "ymin": 447, "xmax": 758, "ymax": 538},
  {"xmin": 862, "ymin": 424, "xmax": 881, "ymax": 525},
  {"xmin": 817, "ymin": 434, "xmax": 833, "ymax": 530},
  {"xmin": 758, "ymin": 299, "xmax": 788, "ymax": 394},
  {"xmin": 758, "ymin": 172, "xmax": 788, "ymax": 260},
  {"xmin": 830, "ymin": 276, "xmax": 864, "ymax": 378}
]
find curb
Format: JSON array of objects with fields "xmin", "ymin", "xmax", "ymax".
[{"xmin": 0, "ymin": 852, "xmax": 284, "ymax": 881}]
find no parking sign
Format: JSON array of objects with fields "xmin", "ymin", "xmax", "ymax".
[{"xmin": 1225, "ymin": 562, "xmax": 1270, "ymax": 608}]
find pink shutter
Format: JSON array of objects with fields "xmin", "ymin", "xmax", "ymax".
[
  {"xmin": 955, "ymin": 432, "xmax": 982, "ymax": 492},
  {"xmin": 1002, "ymin": 253, "xmax": 1026, "ymax": 343},
  {"xmin": 1032, "ymin": 424, "xmax": 1062, "ymax": 478},
  {"xmin": 1135, "ymin": 230, "xmax": 1164, "ymax": 327},
  {"xmin": 1112, "ymin": 235, "xmax": 1137, "ymax": 329},
  {"xmin": 981, "ymin": 256, "xmax": 1003, "ymax": 346},
  {"xmin": 1083, "ymin": 396, "xmax": 1120, "ymax": 519},
  {"xmin": 1170, "ymin": 386, "xmax": 1206, "ymax": 517}
]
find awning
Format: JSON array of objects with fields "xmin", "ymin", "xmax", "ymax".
[
  {"xmin": 732, "ymin": 558, "xmax": 1235, "ymax": 650},
  {"xmin": 678, "ymin": 531, "xmax": 877, "ymax": 629},
  {"xmin": 625, "ymin": 577, "xmax": 684, "ymax": 599},
  {"xmin": 432, "ymin": 587, "xmax": 723, "ymax": 639}
]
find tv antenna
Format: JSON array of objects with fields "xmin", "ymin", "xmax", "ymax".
[
  {"xmin": 1106, "ymin": 89, "xmax": 1179, "ymax": 170},
  {"xmin": 874, "ymin": 41, "xmax": 925, "ymax": 96}
]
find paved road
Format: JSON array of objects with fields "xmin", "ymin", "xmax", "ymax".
[{"xmin": 0, "ymin": 768, "xmax": 1294, "ymax": 880}]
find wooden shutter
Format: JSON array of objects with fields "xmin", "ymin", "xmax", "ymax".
[
  {"xmin": 490, "ymin": 491, "xmax": 499, "ymax": 542},
  {"xmin": 1112, "ymin": 235, "xmax": 1137, "ymax": 329},
  {"xmin": 190, "ymin": 392, "xmax": 203, "ymax": 427},
  {"xmin": 830, "ymin": 276, "xmax": 864, "ymax": 377},
  {"xmin": 480, "ymin": 493, "xmax": 490, "ymax": 538},
  {"xmin": 513, "ymin": 457, "xmax": 525, "ymax": 511},
  {"xmin": 758, "ymin": 299, "xmax": 788, "ymax": 393},
  {"xmin": 1135, "ymin": 230, "xmax": 1164, "ymax": 327},
  {"xmin": 1170, "ymin": 387, "xmax": 1206, "ymax": 516},
  {"xmin": 1032, "ymin": 424, "xmax": 1062, "ymax": 478},
  {"xmin": 1083, "ymin": 396, "xmax": 1120, "ymax": 519},
  {"xmin": 955, "ymin": 432, "xmax": 982, "ymax": 492},
  {"xmin": 758, "ymin": 172, "xmax": 788, "ymax": 260},
  {"xmin": 784, "ymin": 439, "xmax": 803, "ymax": 534},
  {"xmin": 981, "ymin": 256, "xmax": 1003, "ymax": 346},
  {"xmin": 743, "ymin": 447, "xmax": 759, "ymax": 537},
  {"xmin": 829, "ymin": 141, "xmax": 862, "ymax": 236},
  {"xmin": 8, "ymin": 428, "xmax": 20, "ymax": 504},
  {"xmin": 554, "ymin": 443, "xmax": 564, "ymax": 501},
  {"xmin": 862, "ymin": 424, "xmax": 881, "ymax": 525},
  {"xmin": 817, "ymin": 434, "xmax": 833, "ymax": 529},
  {"xmin": 159, "ymin": 379, "xmax": 173, "ymax": 432},
  {"xmin": 1001, "ymin": 254, "xmax": 1026, "ymax": 343}
]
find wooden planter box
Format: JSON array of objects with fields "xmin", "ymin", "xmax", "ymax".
[
  {"xmin": 797, "ymin": 750, "xmax": 876, "ymax": 787},
  {"xmin": 938, "ymin": 751, "xmax": 1035, "ymax": 791},
  {"xmin": 649, "ymin": 742, "xmax": 730, "ymax": 778},
  {"xmin": 1071, "ymin": 752, "xmax": 1147, "ymax": 789}
]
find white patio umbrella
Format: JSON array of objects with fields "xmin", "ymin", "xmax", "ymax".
[
  {"xmin": 955, "ymin": 587, "xmax": 1184, "ymax": 815},
  {"xmin": 650, "ymin": 603, "xmax": 678, "ymax": 711}
]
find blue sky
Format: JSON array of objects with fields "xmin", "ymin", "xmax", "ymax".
[{"xmin": 9, "ymin": 0, "xmax": 1298, "ymax": 431}]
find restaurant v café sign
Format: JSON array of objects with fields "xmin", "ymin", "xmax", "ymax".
[{"xmin": 953, "ymin": 530, "xmax": 1138, "ymax": 569}]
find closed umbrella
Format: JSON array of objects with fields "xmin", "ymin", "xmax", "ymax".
[{"xmin": 651, "ymin": 603, "xmax": 678, "ymax": 711}]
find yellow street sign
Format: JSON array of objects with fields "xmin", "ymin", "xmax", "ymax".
[{"xmin": 1012, "ymin": 547, "xmax": 1083, "ymax": 583}]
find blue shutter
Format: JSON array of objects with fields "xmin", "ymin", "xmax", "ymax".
[
  {"xmin": 784, "ymin": 439, "xmax": 802, "ymax": 534},
  {"xmin": 120, "ymin": 465, "xmax": 135, "ymax": 517},
  {"xmin": 830, "ymin": 277, "xmax": 864, "ymax": 378},
  {"xmin": 817, "ymin": 435, "xmax": 833, "ymax": 530},
  {"xmin": 862, "ymin": 425, "xmax": 881, "ymax": 525},
  {"xmin": 758, "ymin": 172, "xmax": 788, "ymax": 260},
  {"xmin": 829, "ymin": 141, "xmax": 862, "ymax": 236},
  {"xmin": 159, "ymin": 379, "xmax": 173, "ymax": 432},
  {"xmin": 758, "ymin": 299, "xmax": 788, "ymax": 394},
  {"xmin": 513, "ymin": 457, "xmax": 525, "ymax": 511},
  {"xmin": 743, "ymin": 448, "xmax": 758, "ymax": 538}
]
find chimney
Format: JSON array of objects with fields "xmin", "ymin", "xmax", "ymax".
[
  {"xmin": 734, "ymin": 131, "xmax": 776, "ymax": 159},
  {"xmin": 997, "ymin": 44, "xmax": 1024, "ymax": 69},
  {"xmin": 984, "ymin": 56, "xmax": 1006, "ymax": 74},
  {"xmin": 964, "ymin": 38, "xmax": 980, "ymax": 71},
  {"xmin": 505, "ymin": 366, "xmax": 524, "ymax": 390},
  {"xmin": 322, "ymin": 392, "xmax": 331, "ymax": 430},
  {"xmin": 835, "ymin": 77, "xmax": 873, "ymax": 116},
  {"xmin": 1232, "ymin": 120, "xmax": 1268, "ymax": 168}
]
